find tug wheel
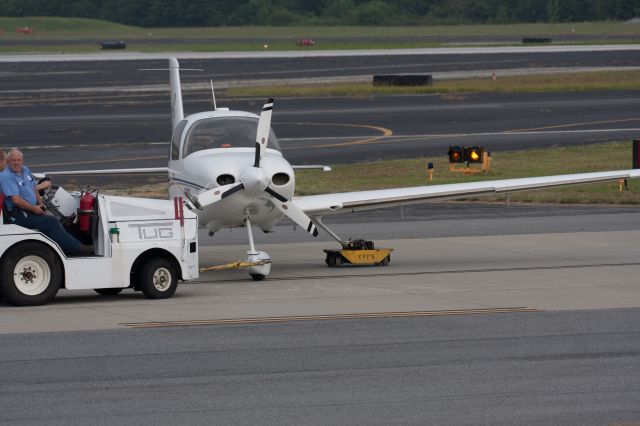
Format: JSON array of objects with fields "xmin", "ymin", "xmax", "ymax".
[
  {"xmin": 138, "ymin": 257, "xmax": 178, "ymax": 299},
  {"xmin": 379, "ymin": 255, "xmax": 390, "ymax": 266},
  {"xmin": 251, "ymin": 274, "xmax": 266, "ymax": 281},
  {"xmin": 0, "ymin": 242, "xmax": 62, "ymax": 306}
]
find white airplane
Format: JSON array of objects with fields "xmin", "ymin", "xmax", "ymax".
[{"xmin": 42, "ymin": 58, "xmax": 640, "ymax": 280}]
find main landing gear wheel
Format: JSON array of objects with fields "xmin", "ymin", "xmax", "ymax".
[
  {"xmin": 94, "ymin": 288, "xmax": 123, "ymax": 296},
  {"xmin": 138, "ymin": 257, "xmax": 178, "ymax": 299},
  {"xmin": 0, "ymin": 242, "xmax": 62, "ymax": 306}
]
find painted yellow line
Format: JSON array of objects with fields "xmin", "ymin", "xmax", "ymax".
[
  {"xmin": 278, "ymin": 121, "xmax": 393, "ymax": 137},
  {"xmin": 276, "ymin": 121, "xmax": 393, "ymax": 149},
  {"xmin": 34, "ymin": 155, "xmax": 166, "ymax": 168},
  {"xmin": 311, "ymin": 134, "xmax": 457, "ymax": 149},
  {"xmin": 121, "ymin": 307, "xmax": 541, "ymax": 329},
  {"xmin": 305, "ymin": 120, "xmax": 640, "ymax": 149},
  {"xmin": 313, "ymin": 136, "xmax": 385, "ymax": 148},
  {"xmin": 505, "ymin": 117, "xmax": 640, "ymax": 133}
]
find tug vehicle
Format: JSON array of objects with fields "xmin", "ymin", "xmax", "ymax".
[
  {"xmin": 0, "ymin": 186, "xmax": 198, "ymax": 306},
  {"xmin": 323, "ymin": 239, "xmax": 393, "ymax": 267}
]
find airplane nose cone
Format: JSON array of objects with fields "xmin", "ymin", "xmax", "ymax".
[{"xmin": 240, "ymin": 166, "xmax": 269, "ymax": 195}]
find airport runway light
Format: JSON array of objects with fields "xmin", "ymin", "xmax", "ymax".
[
  {"xmin": 464, "ymin": 146, "xmax": 484, "ymax": 164},
  {"xmin": 448, "ymin": 146, "xmax": 464, "ymax": 163}
]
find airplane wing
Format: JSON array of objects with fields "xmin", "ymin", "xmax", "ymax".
[
  {"xmin": 293, "ymin": 169, "xmax": 640, "ymax": 217},
  {"xmin": 32, "ymin": 167, "xmax": 168, "ymax": 179}
]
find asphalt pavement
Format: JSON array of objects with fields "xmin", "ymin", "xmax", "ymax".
[{"xmin": 0, "ymin": 308, "xmax": 639, "ymax": 425}]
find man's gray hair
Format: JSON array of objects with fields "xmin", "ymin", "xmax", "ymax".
[{"xmin": 7, "ymin": 149, "xmax": 23, "ymax": 160}]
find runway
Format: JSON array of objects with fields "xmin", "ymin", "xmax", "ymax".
[
  {"xmin": 3, "ymin": 91, "xmax": 640, "ymax": 170},
  {"xmin": 0, "ymin": 308, "xmax": 639, "ymax": 425}
]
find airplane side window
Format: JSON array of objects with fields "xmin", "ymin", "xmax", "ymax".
[{"xmin": 170, "ymin": 120, "xmax": 188, "ymax": 161}]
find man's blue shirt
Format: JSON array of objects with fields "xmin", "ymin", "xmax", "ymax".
[{"xmin": 0, "ymin": 166, "xmax": 37, "ymax": 211}]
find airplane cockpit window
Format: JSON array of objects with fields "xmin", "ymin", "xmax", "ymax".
[
  {"xmin": 183, "ymin": 117, "xmax": 281, "ymax": 158},
  {"xmin": 171, "ymin": 119, "xmax": 188, "ymax": 161}
]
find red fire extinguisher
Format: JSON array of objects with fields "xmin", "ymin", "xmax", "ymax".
[{"xmin": 78, "ymin": 192, "xmax": 95, "ymax": 233}]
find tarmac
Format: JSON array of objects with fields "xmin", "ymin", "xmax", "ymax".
[{"xmin": 1, "ymin": 229, "xmax": 639, "ymax": 334}]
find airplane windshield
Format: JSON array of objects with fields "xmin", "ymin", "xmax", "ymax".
[{"xmin": 183, "ymin": 116, "xmax": 281, "ymax": 158}]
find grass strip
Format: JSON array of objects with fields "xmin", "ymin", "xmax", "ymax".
[
  {"xmin": 293, "ymin": 140, "xmax": 640, "ymax": 204},
  {"xmin": 225, "ymin": 70, "xmax": 640, "ymax": 97},
  {"xmin": 1, "ymin": 18, "xmax": 637, "ymax": 53},
  {"xmin": 1, "ymin": 18, "xmax": 639, "ymax": 38}
]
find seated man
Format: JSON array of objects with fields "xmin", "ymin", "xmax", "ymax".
[
  {"xmin": 0, "ymin": 149, "xmax": 6, "ymax": 223},
  {"xmin": 0, "ymin": 149, "xmax": 92, "ymax": 255}
]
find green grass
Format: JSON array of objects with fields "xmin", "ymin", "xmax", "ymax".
[
  {"xmin": 0, "ymin": 17, "xmax": 637, "ymax": 52},
  {"xmin": 0, "ymin": 16, "xmax": 134, "ymax": 36},
  {"xmin": 225, "ymin": 70, "xmax": 640, "ymax": 98},
  {"xmin": 1, "ymin": 17, "xmax": 638, "ymax": 37},
  {"xmin": 294, "ymin": 141, "xmax": 640, "ymax": 205}
]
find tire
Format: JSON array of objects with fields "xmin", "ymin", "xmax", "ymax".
[
  {"xmin": 94, "ymin": 288, "xmax": 123, "ymax": 296},
  {"xmin": 0, "ymin": 242, "xmax": 62, "ymax": 306},
  {"xmin": 327, "ymin": 253, "xmax": 343, "ymax": 267},
  {"xmin": 380, "ymin": 255, "xmax": 390, "ymax": 266},
  {"xmin": 250, "ymin": 274, "xmax": 265, "ymax": 281},
  {"xmin": 138, "ymin": 257, "xmax": 178, "ymax": 299},
  {"xmin": 326, "ymin": 253, "xmax": 336, "ymax": 267}
]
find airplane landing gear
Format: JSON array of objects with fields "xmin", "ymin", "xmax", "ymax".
[
  {"xmin": 245, "ymin": 218, "xmax": 271, "ymax": 280},
  {"xmin": 246, "ymin": 251, "xmax": 270, "ymax": 281}
]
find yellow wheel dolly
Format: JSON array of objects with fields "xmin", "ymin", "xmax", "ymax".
[{"xmin": 323, "ymin": 239, "xmax": 393, "ymax": 267}]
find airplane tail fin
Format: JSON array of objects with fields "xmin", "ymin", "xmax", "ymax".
[{"xmin": 169, "ymin": 58, "xmax": 184, "ymax": 131}]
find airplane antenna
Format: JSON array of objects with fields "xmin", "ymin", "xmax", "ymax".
[{"xmin": 210, "ymin": 79, "xmax": 217, "ymax": 111}]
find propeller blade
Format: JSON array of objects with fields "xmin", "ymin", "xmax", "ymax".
[
  {"xmin": 197, "ymin": 182, "xmax": 244, "ymax": 208},
  {"xmin": 265, "ymin": 187, "xmax": 318, "ymax": 237},
  {"xmin": 254, "ymin": 98, "xmax": 274, "ymax": 168}
]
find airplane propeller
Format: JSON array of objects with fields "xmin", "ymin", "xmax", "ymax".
[
  {"xmin": 254, "ymin": 98, "xmax": 273, "ymax": 168},
  {"xmin": 265, "ymin": 186, "xmax": 319, "ymax": 237},
  {"xmin": 191, "ymin": 98, "xmax": 319, "ymax": 238},
  {"xmin": 193, "ymin": 182, "xmax": 244, "ymax": 209}
]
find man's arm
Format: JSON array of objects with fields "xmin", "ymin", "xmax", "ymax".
[
  {"xmin": 36, "ymin": 180, "xmax": 52, "ymax": 191},
  {"xmin": 10, "ymin": 195, "xmax": 44, "ymax": 215},
  {"xmin": 34, "ymin": 185, "xmax": 44, "ymax": 205}
]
